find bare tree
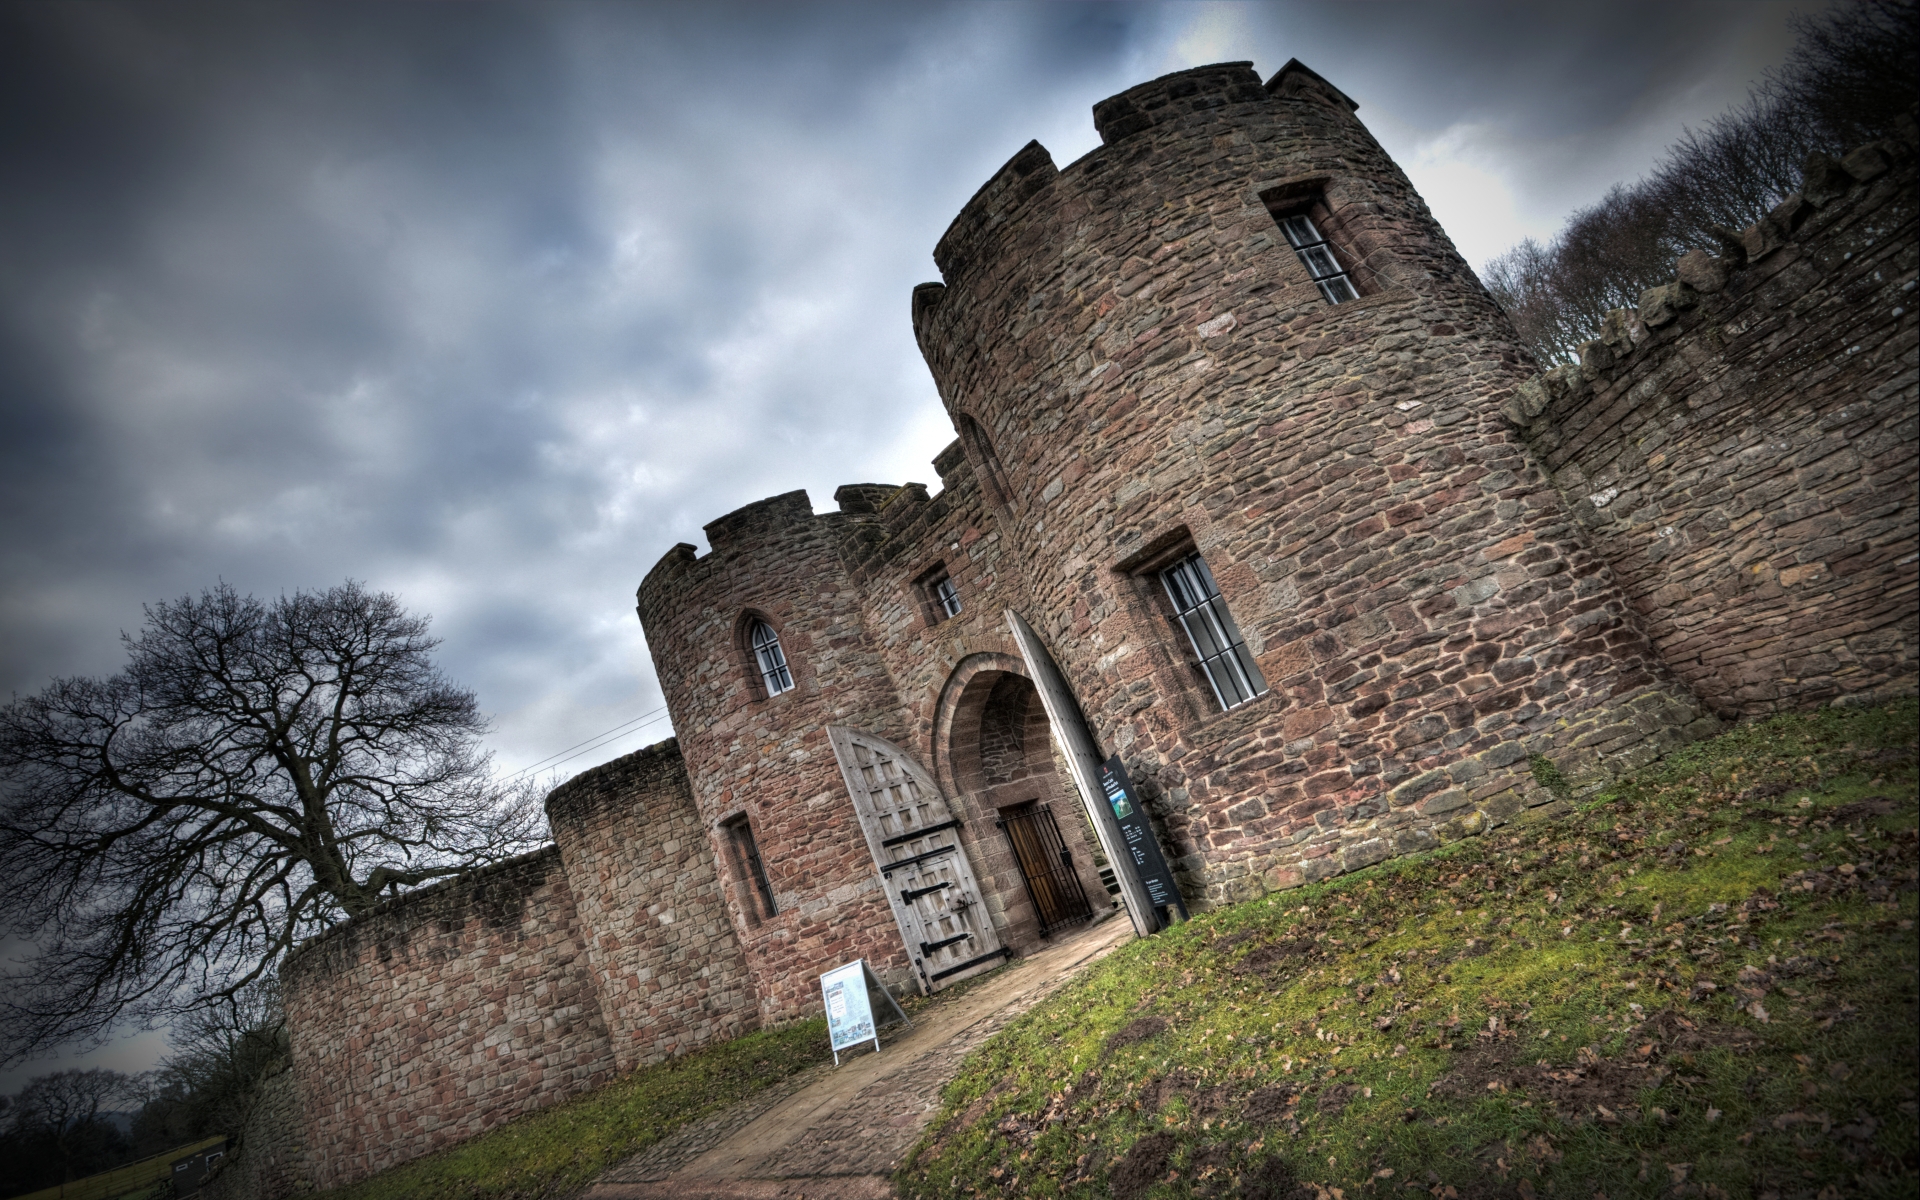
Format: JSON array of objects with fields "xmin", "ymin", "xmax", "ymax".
[
  {"xmin": 1484, "ymin": 237, "xmax": 1584, "ymax": 366},
  {"xmin": 1773, "ymin": 0, "xmax": 1920, "ymax": 150},
  {"xmin": 0, "ymin": 582, "xmax": 543, "ymax": 1065},
  {"xmin": 3, "ymin": 1068, "xmax": 140, "ymax": 1184},
  {"xmin": 133, "ymin": 975, "xmax": 288, "ymax": 1154}
]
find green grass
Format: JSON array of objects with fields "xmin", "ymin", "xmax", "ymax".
[
  {"xmin": 307, "ymin": 958, "xmax": 1013, "ymax": 1200},
  {"xmin": 310, "ymin": 1017, "xmax": 834, "ymax": 1200},
  {"xmin": 896, "ymin": 700, "xmax": 1920, "ymax": 1200}
]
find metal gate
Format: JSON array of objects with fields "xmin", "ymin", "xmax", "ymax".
[
  {"xmin": 826, "ymin": 727, "xmax": 1007, "ymax": 992},
  {"xmin": 997, "ymin": 803, "xmax": 1094, "ymax": 936}
]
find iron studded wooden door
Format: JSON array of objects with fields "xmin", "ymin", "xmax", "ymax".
[{"xmin": 827, "ymin": 726, "xmax": 1007, "ymax": 992}]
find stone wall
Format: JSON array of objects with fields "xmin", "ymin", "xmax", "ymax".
[
  {"xmin": 545, "ymin": 740, "xmax": 759, "ymax": 1069},
  {"xmin": 283, "ymin": 848, "xmax": 615, "ymax": 1190},
  {"xmin": 201, "ymin": 1067, "xmax": 309, "ymax": 1200},
  {"xmin": 1506, "ymin": 131, "xmax": 1918, "ymax": 716}
]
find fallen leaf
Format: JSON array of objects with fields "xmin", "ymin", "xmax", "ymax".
[
  {"xmin": 1705, "ymin": 1107, "xmax": 1722, "ymax": 1123},
  {"xmin": 1746, "ymin": 1000, "xmax": 1770, "ymax": 1023},
  {"xmin": 1667, "ymin": 1163, "xmax": 1691, "ymax": 1184}
]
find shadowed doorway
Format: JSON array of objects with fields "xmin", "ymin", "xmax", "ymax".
[{"xmin": 944, "ymin": 666, "xmax": 1103, "ymax": 949}]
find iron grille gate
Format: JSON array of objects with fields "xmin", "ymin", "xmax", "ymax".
[{"xmin": 996, "ymin": 803, "xmax": 1094, "ymax": 937}]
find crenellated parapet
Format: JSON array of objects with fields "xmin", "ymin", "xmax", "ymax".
[{"xmin": 1502, "ymin": 127, "xmax": 1919, "ymax": 715}]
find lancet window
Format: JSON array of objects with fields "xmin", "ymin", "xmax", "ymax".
[{"xmin": 748, "ymin": 619, "xmax": 794, "ymax": 696}]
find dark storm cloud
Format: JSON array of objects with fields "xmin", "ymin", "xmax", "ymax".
[
  {"xmin": 0, "ymin": 0, "xmax": 1821, "ymax": 1083},
  {"xmin": 0, "ymin": 0, "xmax": 1822, "ymax": 766}
]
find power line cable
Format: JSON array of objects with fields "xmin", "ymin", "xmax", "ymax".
[
  {"xmin": 527, "ymin": 711, "xmax": 675, "ymax": 778},
  {"xmin": 503, "ymin": 704, "xmax": 670, "ymax": 781}
]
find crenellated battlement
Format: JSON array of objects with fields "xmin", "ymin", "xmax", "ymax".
[{"xmin": 1089, "ymin": 60, "xmax": 1267, "ymax": 145}]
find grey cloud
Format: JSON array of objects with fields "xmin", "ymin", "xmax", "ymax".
[{"xmin": 0, "ymin": 0, "xmax": 1814, "ymax": 754}]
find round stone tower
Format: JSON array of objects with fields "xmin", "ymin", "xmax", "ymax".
[
  {"xmin": 911, "ymin": 61, "xmax": 1709, "ymax": 904},
  {"xmin": 636, "ymin": 489, "xmax": 921, "ymax": 1018}
]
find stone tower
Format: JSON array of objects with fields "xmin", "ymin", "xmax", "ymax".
[{"xmin": 908, "ymin": 61, "xmax": 1709, "ymax": 903}]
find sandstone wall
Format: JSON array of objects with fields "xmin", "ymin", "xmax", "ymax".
[
  {"xmin": 283, "ymin": 848, "xmax": 615, "ymax": 1189},
  {"xmin": 907, "ymin": 61, "xmax": 1709, "ymax": 907},
  {"xmin": 828, "ymin": 456, "xmax": 1114, "ymax": 950},
  {"xmin": 1506, "ymin": 134, "xmax": 1918, "ymax": 716},
  {"xmin": 200, "ymin": 1067, "xmax": 310, "ymax": 1200},
  {"xmin": 545, "ymin": 740, "xmax": 758, "ymax": 1069},
  {"xmin": 636, "ymin": 493, "xmax": 925, "ymax": 1017}
]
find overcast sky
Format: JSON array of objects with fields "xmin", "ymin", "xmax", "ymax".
[{"xmin": 0, "ymin": 0, "xmax": 1828, "ymax": 1085}]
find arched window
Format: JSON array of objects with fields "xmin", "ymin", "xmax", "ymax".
[{"xmin": 748, "ymin": 618, "xmax": 794, "ymax": 696}]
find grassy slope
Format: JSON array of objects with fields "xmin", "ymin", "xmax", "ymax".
[
  {"xmin": 897, "ymin": 701, "xmax": 1919, "ymax": 1200},
  {"xmin": 309, "ymin": 1017, "xmax": 833, "ymax": 1200}
]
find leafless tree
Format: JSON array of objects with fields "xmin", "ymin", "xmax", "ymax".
[
  {"xmin": 0, "ymin": 582, "xmax": 543, "ymax": 1065},
  {"xmin": 1484, "ymin": 237, "xmax": 1583, "ymax": 367},
  {"xmin": 1486, "ymin": 0, "xmax": 1917, "ymax": 365},
  {"xmin": 3, "ymin": 1068, "xmax": 141, "ymax": 1182},
  {"xmin": 131, "ymin": 975, "xmax": 287, "ymax": 1153}
]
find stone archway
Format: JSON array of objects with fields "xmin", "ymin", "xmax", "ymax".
[{"xmin": 932, "ymin": 654, "xmax": 1111, "ymax": 951}]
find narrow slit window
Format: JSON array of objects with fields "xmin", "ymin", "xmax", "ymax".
[
  {"xmin": 749, "ymin": 619, "xmax": 794, "ymax": 696},
  {"xmin": 1160, "ymin": 553, "xmax": 1267, "ymax": 711},
  {"xmin": 932, "ymin": 574, "xmax": 962, "ymax": 619},
  {"xmin": 1278, "ymin": 214, "xmax": 1360, "ymax": 305},
  {"xmin": 725, "ymin": 816, "xmax": 777, "ymax": 920}
]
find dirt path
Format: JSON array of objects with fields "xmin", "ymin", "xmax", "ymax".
[{"xmin": 583, "ymin": 913, "xmax": 1133, "ymax": 1200}]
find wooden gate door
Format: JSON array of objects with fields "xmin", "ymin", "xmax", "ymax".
[
  {"xmin": 999, "ymin": 803, "xmax": 1094, "ymax": 937},
  {"xmin": 827, "ymin": 726, "xmax": 1007, "ymax": 992}
]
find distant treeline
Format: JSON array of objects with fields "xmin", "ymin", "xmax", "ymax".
[
  {"xmin": 0, "ymin": 984, "xmax": 284, "ymax": 1197},
  {"xmin": 1483, "ymin": 0, "xmax": 1919, "ymax": 365}
]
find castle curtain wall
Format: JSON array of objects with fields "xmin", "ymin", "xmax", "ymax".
[
  {"xmin": 1508, "ymin": 141, "xmax": 1918, "ymax": 715},
  {"xmin": 545, "ymin": 740, "xmax": 759, "ymax": 1070},
  {"xmin": 283, "ymin": 848, "xmax": 616, "ymax": 1190}
]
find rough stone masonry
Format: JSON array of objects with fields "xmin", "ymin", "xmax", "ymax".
[{"xmin": 262, "ymin": 61, "xmax": 1916, "ymax": 1194}]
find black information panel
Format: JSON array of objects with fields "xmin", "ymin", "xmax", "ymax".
[{"xmin": 1098, "ymin": 754, "xmax": 1189, "ymax": 926}]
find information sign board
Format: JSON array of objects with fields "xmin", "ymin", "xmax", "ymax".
[
  {"xmin": 1098, "ymin": 754, "xmax": 1189, "ymax": 924},
  {"xmin": 820, "ymin": 959, "xmax": 910, "ymax": 1064}
]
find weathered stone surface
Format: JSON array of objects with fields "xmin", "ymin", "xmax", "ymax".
[
  {"xmin": 284, "ymin": 849, "xmax": 617, "ymax": 1190},
  {"xmin": 547, "ymin": 741, "xmax": 758, "ymax": 1071},
  {"xmin": 1518, "ymin": 132, "xmax": 1919, "ymax": 715},
  {"xmin": 1675, "ymin": 249, "xmax": 1732, "ymax": 295},
  {"xmin": 1636, "ymin": 282, "xmax": 1695, "ymax": 328}
]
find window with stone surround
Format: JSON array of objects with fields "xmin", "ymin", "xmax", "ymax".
[
  {"xmin": 723, "ymin": 814, "xmax": 777, "ymax": 922},
  {"xmin": 1159, "ymin": 552, "xmax": 1268, "ymax": 711},
  {"xmin": 746, "ymin": 618, "xmax": 794, "ymax": 697},
  {"xmin": 1259, "ymin": 178, "xmax": 1369, "ymax": 304},
  {"xmin": 919, "ymin": 564, "xmax": 962, "ymax": 624}
]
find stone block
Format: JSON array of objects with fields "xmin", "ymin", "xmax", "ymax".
[
  {"xmin": 1340, "ymin": 838, "xmax": 1390, "ymax": 873},
  {"xmin": 1675, "ymin": 249, "xmax": 1732, "ymax": 295},
  {"xmin": 1417, "ymin": 787, "xmax": 1472, "ymax": 817}
]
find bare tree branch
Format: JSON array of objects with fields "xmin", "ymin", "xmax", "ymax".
[{"xmin": 0, "ymin": 581, "xmax": 544, "ymax": 1065}]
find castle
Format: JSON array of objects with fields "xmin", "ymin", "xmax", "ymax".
[{"xmin": 245, "ymin": 61, "xmax": 1915, "ymax": 1193}]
